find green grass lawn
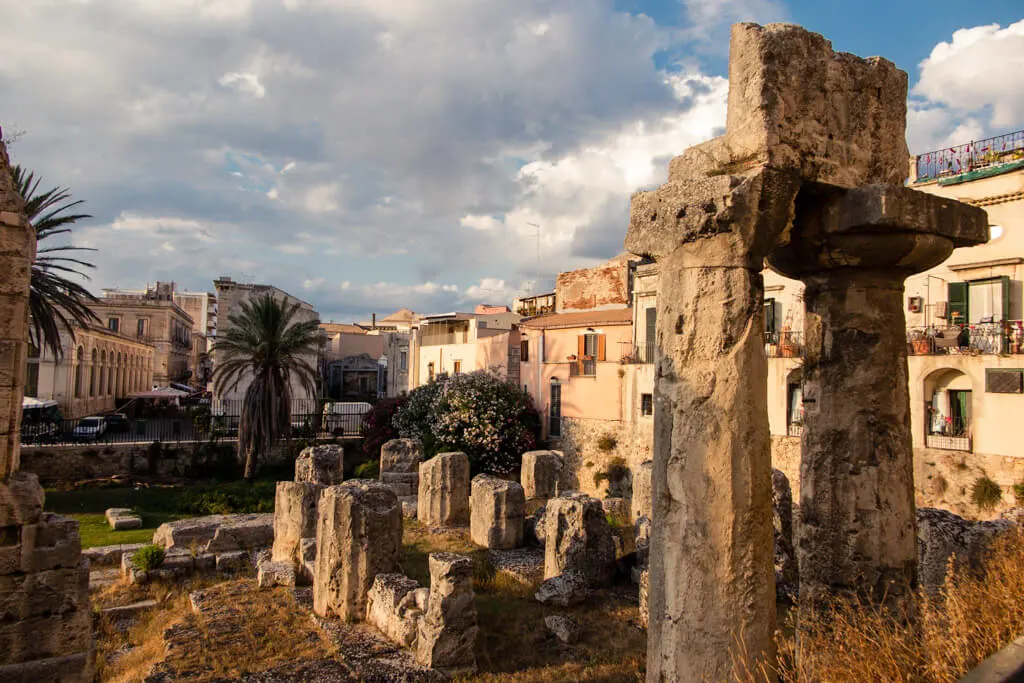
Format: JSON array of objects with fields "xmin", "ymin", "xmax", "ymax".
[{"xmin": 45, "ymin": 478, "xmax": 279, "ymax": 549}]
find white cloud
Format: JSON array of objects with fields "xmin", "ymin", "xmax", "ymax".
[
  {"xmin": 218, "ymin": 72, "xmax": 266, "ymax": 98},
  {"xmin": 277, "ymin": 244, "xmax": 308, "ymax": 255},
  {"xmin": 459, "ymin": 214, "xmax": 503, "ymax": 231},
  {"xmin": 301, "ymin": 184, "xmax": 340, "ymax": 214}
]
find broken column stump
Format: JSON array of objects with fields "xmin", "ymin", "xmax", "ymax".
[
  {"xmin": 416, "ymin": 552, "xmax": 478, "ymax": 674},
  {"xmin": 271, "ymin": 481, "xmax": 323, "ymax": 576},
  {"xmin": 542, "ymin": 492, "xmax": 616, "ymax": 587},
  {"xmin": 380, "ymin": 438, "xmax": 424, "ymax": 498},
  {"xmin": 417, "ymin": 452, "xmax": 470, "ymax": 527},
  {"xmin": 469, "ymin": 474, "xmax": 525, "ymax": 549}
]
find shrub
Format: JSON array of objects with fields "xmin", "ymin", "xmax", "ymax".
[
  {"xmin": 1016, "ymin": 481, "xmax": 1024, "ymax": 506},
  {"xmin": 596, "ymin": 433, "xmax": 618, "ymax": 452},
  {"xmin": 972, "ymin": 476, "xmax": 1003, "ymax": 510},
  {"xmin": 394, "ymin": 371, "xmax": 541, "ymax": 474},
  {"xmin": 606, "ymin": 456, "xmax": 629, "ymax": 482},
  {"xmin": 354, "ymin": 460, "xmax": 380, "ymax": 479},
  {"xmin": 361, "ymin": 397, "xmax": 408, "ymax": 460},
  {"xmin": 132, "ymin": 544, "xmax": 165, "ymax": 572}
]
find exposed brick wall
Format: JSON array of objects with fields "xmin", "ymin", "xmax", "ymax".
[{"xmin": 555, "ymin": 260, "xmax": 631, "ymax": 312}]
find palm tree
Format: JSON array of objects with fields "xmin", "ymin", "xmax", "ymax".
[
  {"xmin": 12, "ymin": 165, "xmax": 99, "ymax": 360},
  {"xmin": 211, "ymin": 294, "xmax": 321, "ymax": 480}
]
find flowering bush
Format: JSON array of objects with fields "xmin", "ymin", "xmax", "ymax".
[
  {"xmin": 360, "ymin": 397, "xmax": 408, "ymax": 459},
  {"xmin": 394, "ymin": 371, "xmax": 540, "ymax": 474}
]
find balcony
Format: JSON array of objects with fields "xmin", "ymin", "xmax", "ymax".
[
  {"xmin": 622, "ymin": 341, "xmax": 656, "ymax": 364},
  {"xmin": 568, "ymin": 357, "xmax": 596, "ymax": 377},
  {"xmin": 907, "ymin": 323, "xmax": 1024, "ymax": 356},
  {"xmin": 926, "ymin": 416, "xmax": 971, "ymax": 452},
  {"xmin": 914, "ymin": 129, "xmax": 1024, "ymax": 183},
  {"xmin": 787, "ymin": 422, "xmax": 803, "ymax": 438},
  {"xmin": 765, "ymin": 331, "xmax": 803, "ymax": 358}
]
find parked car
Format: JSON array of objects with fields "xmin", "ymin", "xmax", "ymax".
[
  {"xmin": 103, "ymin": 413, "xmax": 130, "ymax": 434},
  {"xmin": 73, "ymin": 416, "xmax": 107, "ymax": 441},
  {"xmin": 321, "ymin": 402, "xmax": 372, "ymax": 435}
]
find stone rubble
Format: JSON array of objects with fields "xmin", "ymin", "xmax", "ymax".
[
  {"xmin": 469, "ymin": 474, "xmax": 525, "ymax": 549},
  {"xmin": 313, "ymin": 480, "xmax": 403, "ymax": 621},
  {"xmin": 257, "ymin": 560, "xmax": 296, "ymax": 589},
  {"xmin": 916, "ymin": 507, "xmax": 1015, "ymax": 592},
  {"xmin": 105, "ymin": 507, "xmax": 143, "ymax": 530},
  {"xmin": 600, "ymin": 497, "xmax": 628, "ymax": 520},
  {"xmin": 365, "ymin": 573, "xmax": 425, "ymax": 648},
  {"xmin": 271, "ymin": 481, "xmax": 323, "ymax": 574},
  {"xmin": 543, "ymin": 492, "xmax": 616, "ymax": 587},
  {"xmin": 417, "ymin": 452, "xmax": 470, "ymax": 527},
  {"xmin": 295, "ymin": 444, "xmax": 344, "ymax": 485},
  {"xmin": 534, "ymin": 570, "xmax": 588, "ymax": 607},
  {"xmin": 520, "ymin": 450, "xmax": 562, "ymax": 501},
  {"xmin": 544, "ymin": 615, "xmax": 580, "ymax": 644}
]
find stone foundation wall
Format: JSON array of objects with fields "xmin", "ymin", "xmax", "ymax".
[
  {"xmin": 555, "ymin": 417, "xmax": 653, "ymax": 499},
  {"xmin": 770, "ymin": 435, "xmax": 1024, "ymax": 521}
]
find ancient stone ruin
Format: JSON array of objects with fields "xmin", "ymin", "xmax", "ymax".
[
  {"xmin": 418, "ymin": 451, "xmax": 470, "ymax": 527},
  {"xmin": 415, "ymin": 552, "xmax": 479, "ymax": 674},
  {"xmin": 272, "ymin": 481, "xmax": 322, "ymax": 580},
  {"xmin": 469, "ymin": 473, "xmax": 525, "ymax": 549},
  {"xmin": 626, "ymin": 22, "xmax": 988, "ymax": 680},
  {"xmin": 313, "ymin": 480, "xmax": 402, "ymax": 621},
  {"xmin": 379, "ymin": 437, "xmax": 423, "ymax": 498},
  {"xmin": 520, "ymin": 450, "xmax": 562, "ymax": 502},
  {"xmin": 541, "ymin": 492, "xmax": 615, "ymax": 588},
  {"xmin": 0, "ymin": 133, "xmax": 94, "ymax": 682},
  {"xmin": 295, "ymin": 444, "xmax": 344, "ymax": 485}
]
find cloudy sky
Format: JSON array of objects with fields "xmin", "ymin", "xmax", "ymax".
[{"xmin": 2, "ymin": 1, "xmax": 1022, "ymax": 323}]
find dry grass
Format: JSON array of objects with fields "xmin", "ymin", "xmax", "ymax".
[{"xmin": 743, "ymin": 530, "xmax": 1024, "ymax": 682}]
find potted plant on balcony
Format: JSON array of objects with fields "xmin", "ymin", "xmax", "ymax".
[
  {"xmin": 908, "ymin": 329, "xmax": 931, "ymax": 355},
  {"xmin": 778, "ymin": 327, "xmax": 798, "ymax": 358}
]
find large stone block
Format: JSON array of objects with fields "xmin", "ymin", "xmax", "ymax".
[
  {"xmin": 381, "ymin": 472, "xmax": 418, "ymax": 498},
  {"xmin": 380, "ymin": 438, "xmax": 424, "ymax": 474},
  {"xmin": 20, "ymin": 514, "xmax": 81, "ymax": 573},
  {"xmin": 417, "ymin": 452, "xmax": 470, "ymax": 527},
  {"xmin": 917, "ymin": 507, "xmax": 1014, "ymax": 592},
  {"xmin": 543, "ymin": 493, "xmax": 616, "ymax": 587},
  {"xmin": 204, "ymin": 513, "xmax": 275, "ymax": 553},
  {"xmin": 295, "ymin": 444, "xmax": 344, "ymax": 485},
  {"xmin": 520, "ymin": 450, "xmax": 562, "ymax": 500},
  {"xmin": 365, "ymin": 573, "xmax": 424, "ymax": 647},
  {"xmin": 631, "ymin": 460, "xmax": 653, "ymax": 523},
  {"xmin": 416, "ymin": 553, "xmax": 478, "ymax": 674},
  {"xmin": 0, "ymin": 472, "xmax": 43, "ymax": 527},
  {"xmin": 105, "ymin": 508, "xmax": 142, "ymax": 531},
  {"xmin": 313, "ymin": 480, "xmax": 402, "ymax": 621},
  {"xmin": 271, "ymin": 481, "xmax": 322, "ymax": 566},
  {"xmin": 0, "ymin": 560, "xmax": 89, "ymax": 621},
  {"xmin": 470, "ymin": 474, "xmax": 525, "ymax": 549},
  {"xmin": 0, "ymin": 604, "xmax": 92, "ymax": 665},
  {"xmin": 773, "ymin": 469, "xmax": 798, "ymax": 598}
]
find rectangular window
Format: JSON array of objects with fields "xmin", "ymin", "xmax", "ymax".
[
  {"xmin": 583, "ymin": 333, "xmax": 598, "ymax": 357},
  {"xmin": 641, "ymin": 393, "xmax": 653, "ymax": 416},
  {"xmin": 453, "ymin": 360, "xmax": 462, "ymax": 374},
  {"xmin": 764, "ymin": 298, "xmax": 777, "ymax": 335},
  {"xmin": 986, "ymin": 369, "xmax": 1024, "ymax": 394},
  {"xmin": 108, "ymin": 318, "xmax": 120, "ymax": 333},
  {"xmin": 137, "ymin": 318, "xmax": 149, "ymax": 338},
  {"xmin": 400, "ymin": 350, "xmax": 408, "ymax": 371},
  {"xmin": 520, "ymin": 339, "xmax": 529, "ymax": 362},
  {"xmin": 968, "ymin": 278, "xmax": 1009, "ymax": 324}
]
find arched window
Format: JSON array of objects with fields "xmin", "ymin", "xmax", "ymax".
[
  {"xmin": 924, "ymin": 369, "xmax": 973, "ymax": 452},
  {"xmin": 89, "ymin": 349, "xmax": 97, "ymax": 397},
  {"xmin": 74, "ymin": 346, "xmax": 84, "ymax": 398},
  {"xmin": 99, "ymin": 350, "xmax": 106, "ymax": 395}
]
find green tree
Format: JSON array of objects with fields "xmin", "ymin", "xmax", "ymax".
[
  {"xmin": 211, "ymin": 294, "xmax": 321, "ymax": 480},
  {"xmin": 12, "ymin": 165, "xmax": 99, "ymax": 360}
]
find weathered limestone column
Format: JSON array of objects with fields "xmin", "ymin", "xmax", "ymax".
[
  {"xmin": 380, "ymin": 438, "xmax": 423, "ymax": 498},
  {"xmin": 469, "ymin": 474, "xmax": 524, "ymax": 549},
  {"xmin": 313, "ymin": 480, "xmax": 402, "ymax": 621},
  {"xmin": 542, "ymin": 492, "xmax": 617, "ymax": 587},
  {"xmin": 416, "ymin": 552, "xmax": 478, "ymax": 674},
  {"xmin": 271, "ymin": 481, "xmax": 322, "ymax": 568},
  {"xmin": 295, "ymin": 444, "xmax": 343, "ymax": 485},
  {"xmin": 767, "ymin": 187, "xmax": 988, "ymax": 613},
  {"xmin": 520, "ymin": 450, "xmax": 561, "ymax": 501},
  {"xmin": 0, "ymin": 132, "xmax": 94, "ymax": 681},
  {"xmin": 417, "ymin": 452, "xmax": 470, "ymax": 527}
]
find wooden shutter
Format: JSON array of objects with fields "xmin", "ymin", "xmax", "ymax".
[
  {"xmin": 578, "ymin": 335, "xmax": 586, "ymax": 357},
  {"xmin": 764, "ymin": 298, "xmax": 776, "ymax": 334},
  {"xmin": 597, "ymin": 334, "xmax": 607, "ymax": 361},
  {"xmin": 1000, "ymin": 275, "xmax": 1011, "ymax": 322},
  {"xmin": 948, "ymin": 282, "xmax": 968, "ymax": 326}
]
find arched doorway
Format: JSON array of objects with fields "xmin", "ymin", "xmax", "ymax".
[{"xmin": 924, "ymin": 368, "xmax": 972, "ymax": 452}]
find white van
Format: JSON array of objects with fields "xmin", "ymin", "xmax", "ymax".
[{"xmin": 321, "ymin": 402, "xmax": 372, "ymax": 435}]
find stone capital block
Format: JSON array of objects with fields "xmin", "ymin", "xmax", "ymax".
[
  {"xmin": 417, "ymin": 452, "xmax": 470, "ymax": 527},
  {"xmin": 365, "ymin": 573, "xmax": 424, "ymax": 647},
  {"xmin": 416, "ymin": 553, "xmax": 478, "ymax": 674},
  {"xmin": 295, "ymin": 444, "xmax": 344, "ymax": 485},
  {"xmin": 380, "ymin": 438, "xmax": 424, "ymax": 474},
  {"xmin": 313, "ymin": 480, "xmax": 402, "ymax": 621},
  {"xmin": 543, "ymin": 493, "xmax": 616, "ymax": 587},
  {"xmin": 271, "ymin": 481, "xmax": 323, "ymax": 568},
  {"xmin": 520, "ymin": 450, "xmax": 562, "ymax": 500},
  {"xmin": 469, "ymin": 474, "xmax": 525, "ymax": 549}
]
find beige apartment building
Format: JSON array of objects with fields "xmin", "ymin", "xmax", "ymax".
[
  {"xmin": 25, "ymin": 325, "xmax": 155, "ymax": 418},
  {"xmin": 408, "ymin": 307, "xmax": 521, "ymax": 389},
  {"xmin": 94, "ymin": 282, "xmax": 195, "ymax": 386},
  {"xmin": 173, "ymin": 289, "xmax": 217, "ymax": 350}
]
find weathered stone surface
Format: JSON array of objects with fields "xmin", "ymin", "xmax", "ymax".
[
  {"xmin": 773, "ymin": 469, "xmax": 798, "ymax": 600},
  {"xmin": 271, "ymin": 481, "xmax": 322, "ymax": 567},
  {"xmin": 365, "ymin": 573, "xmax": 423, "ymax": 647},
  {"xmin": 470, "ymin": 474, "xmax": 525, "ymax": 549},
  {"xmin": 0, "ymin": 472, "xmax": 43, "ymax": 527},
  {"xmin": 215, "ymin": 551, "xmax": 248, "ymax": 573},
  {"xmin": 313, "ymin": 480, "xmax": 402, "ymax": 621},
  {"xmin": 534, "ymin": 570, "xmax": 588, "ymax": 607},
  {"xmin": 417, "ymin": 452, "xmax": 470, "ymax": 527},
  {"xmin": 631, "ymin": 460, "xmax": 653, "ymax": 523},
  {"xmin": 916, "ymin": 507, "xmax": 1014, "ymax": 592},
  {"xmin": 298, "ymin": 537, "xmax": 317, "ymax": 583},
  {"xmin": 633, "ymin": 515, "xmax": 651, "ymax": 583},
  {"xmin": 82, "ymin": 543, "xmax": 145, "ymax": 568},
  {"xmin": 542, "ymin": 493, "xmax": 615, "ymax": 587},
  {"xmin": 416, "ymin": 553, "xmax": 478, "ymax": 674},
  {"xmin": 639, "ymin": 569, "xmax": 649, "ymax": 629},
  {"xmin": 520, "ymin": 450, "xmax": 562, "ymax": 500},
  {"xmin": 0, "ymin": 652, "xmax": 91, "ymax": 682},
  {"xmin": 527, "ymin": 505, "xmax": 546, "ymax": 546},
  {"xmin": 105, "ymin": 508, "xmax": 142, "ymax": 531},
  {"xmin": 381, "ymin": 472, "xmax": 419, "ymax": 498},
  {"xmin": 381, "ymin": 438, "xmax": 424, "ymax": 474},
  {"xmin": 20, "ymin": 513, "xmax": 82, "ymax": 573},
  {"xmin": 205, "ymin": 513, "xmax": 275, "ymax": 553},
  {"xmin": 257, "ymin": 560, "xmax": 295, "ymax": 589},
  {"xmin": 153, "ymin": 513, "xmax": 267, "ymax": 551},
  {"xmin": 544, "ymin": 615, "xmax": 579, "ymax": 644},
  {"xmin": 601, "ymin": 497, "xmax": 627, "ymax": 519},
  {"xmin": 400, "ymin": 496, "xmax": 418, "ymax": 518},
  {"xmin": 295, "ymin": 444, "xmax": 344, "ymax": 485},
  {"xmin": 488, "ymin": 547, "xmax": 544, "ymax": 586}
]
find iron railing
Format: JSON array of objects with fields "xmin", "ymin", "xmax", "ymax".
[
  {"xmin": 568, "ymin": 358, "xmax": 597, "ymax": 377},
  {"xmin": 915, "ymin": 129, "xmax": 1024, "ymax": 182},
  {"xmin": 926, "ymin": 416, "xmax": 972, "ymax": 452},
  {"xmin": 765, "ymin": 331, "xmax": 803, "ymax": 358},
  {"xmin": 906, "ymin": 322, "xmax": 1024, "ymax": 356},
  {"xmin": 622, "ymin": 341, "xmax": 656, "ymax": 364}
]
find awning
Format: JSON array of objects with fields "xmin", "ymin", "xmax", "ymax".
[
  {"xmin": 22, "ymin": 397, "xmax": 59, "ymax": 409},
  {"xmin": 130, "ymin": 387, "xmax": 190, "ymax": 399}
]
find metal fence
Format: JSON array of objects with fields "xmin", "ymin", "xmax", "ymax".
[
  {"xmin": 765, "ymin": 331, "xmax": 804, "ymax": 358},
  {"xmin": 20, "ymin": 399, "xmax": 370, "ymax": 447},
  {"xmin": 926, "ymin": 416, "xmax": 971, "ymax": 452},
  {"xmin": 622, "ymin": 342, "xmax": 656, "ymax": 364},
  {"xmin": 915, "ymin": 129, "xmax": 1024, "ymax": 182},
  {"xmin": 906, "ymin": 323, "xmax": 1024, "ymax": 356}
]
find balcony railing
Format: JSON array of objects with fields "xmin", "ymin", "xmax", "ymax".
[
  {"xmin": 787, "ymin": 423, "xmax": 803, "ymax": 438},
  {"xmin": 622, "ymin": 341, "xmax": 656, "ymax": 364},
  {"xmin": 914, "ymin": 129, "xmax": 1024, "ymax": 183},
  {"xmin": 926, "ymin": 416, "xmax": 971, "ymax": 452},
  {"xmin": 907, "ymin": 322, "xmax": 1024, "ymax": 356},
  {"xmin": 765, "ymin": 331, "xmax": 803, "ymax": 358},
  {"xmin": 568, "ymin": 358, "xmax": 597, "ymax": 377}
]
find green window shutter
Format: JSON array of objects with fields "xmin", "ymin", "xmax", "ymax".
[
  {"xmin": 1001, "ymin": 275, "xmax": 1010, "ymax": 322},
  {"xmin": 948, "ymin": 282, "xmax": 968, "ymax": 325},
  {"xmin": 764, "ymin": 298, "xmax": 777, "ymax": 334}
]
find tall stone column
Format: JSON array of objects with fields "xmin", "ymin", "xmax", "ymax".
[
  {"xmin": 627, "ymin": 169, "xmax": 798, "ymax": 681},
  {"xmin": 768, "ymin": 185, "xmax": 988, "ymax": 617}
]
